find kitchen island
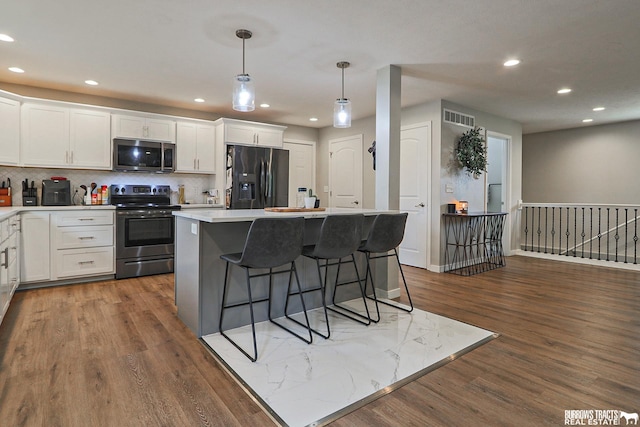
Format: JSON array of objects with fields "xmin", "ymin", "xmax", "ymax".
[{"xmin": 173, "ymin": 208, "xmax": 399, "ymax": 337}]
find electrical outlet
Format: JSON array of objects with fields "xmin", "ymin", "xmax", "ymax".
[
  {"xmin": 445, "ymin": 184, "xmax": 454, "ymax": 193},
  {"xmin": 191, "ymin": 223, "xmax": 198, "ymax": 235}
]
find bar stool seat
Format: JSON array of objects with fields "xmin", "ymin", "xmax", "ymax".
[
  {"xmin": 295, "ymin": 214, "xmax": 370, "ymax": 338},
  {"xmin": 219, "ymin": 217, "xmax": 312, "ymax": 362},
  {"xmin": 358, "ymin": 213, "xmax": 413, "ymax": 322}
]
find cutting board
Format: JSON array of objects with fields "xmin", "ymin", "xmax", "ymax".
[{"xmin": 264, "ymin": 207, "xmax": 326, "ymax": 212}]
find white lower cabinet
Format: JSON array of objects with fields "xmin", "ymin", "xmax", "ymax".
[
  {"xmin": 1, "ymin": 213, "xmax": 21, "ymax": 325},
  {"xmin": 20, "ymin": 212, "xmax": 50, "ymax": 283},
  {"xmin": 20, "ymin": 209, "xmax": 115, "ymax": 285}
]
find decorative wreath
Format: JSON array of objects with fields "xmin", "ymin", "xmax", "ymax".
[{"xmin": 455, "ymin": 127, "xmax": 487, "ymax": 179}]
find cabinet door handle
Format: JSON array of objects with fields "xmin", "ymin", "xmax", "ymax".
[
  {"xmin": 197, "ymin": 159, "xmax": 200, "ymax": 170},
  {"xmin": 78, "ymin": 260, "xmax": 95, "ymax": 265},
  {"xmin": 70, "ymin": 151, "xmax": 74, "ymax": 164},
  {"xmin": 351, "ymin": 200, "xmax": 359, "ymax": 205},
  {"xmin": 415, "ymin": 202, "xmax": 425, "ymax": 207},
  {"xmin": 194, "ymin": 159, "xmax": 196, "ymax": 170},
  {"xmin": 78, "ymin": 236, "xmax": 95, "ymax": 240},
  {"xmin": 1, "ymin": 248, "xmax": 7, "ymax": 268},
  {"xmin": 77, "ymin": 218, "xmax": 95, "ymax": 221},
  {"xmin": 65, "ymin": 151, "xmax": 69, "ymax": 164}
]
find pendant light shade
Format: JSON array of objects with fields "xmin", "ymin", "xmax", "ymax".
[
  {"xmin": 233, "ymin": 29, "xmax": 255, "ymax": 112},
  {"xmin": 333, "ymin": 61, "xmax": 351, "ymax": 128}
]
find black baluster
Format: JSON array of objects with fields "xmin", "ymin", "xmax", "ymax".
[
  {"xmin": 575, "ymin": 207, "xmax": 580, "ymax": 257},
  {"xmin": 633, "ymin": 209, "xmax": 638, "ymax": 264},
  {"xmin": 598, "ymin": 208, "xmax": 602, "ymax": 261},
  {"xmin": 565, "ymin": 207, "xmax": 570, "ymax": 257},
  {"xmin": 589, "ymin": 207, "xmax": 593, "ymax": 260},
  {"xmin": 524, "ymin": 206, "xmax": 529, "ymax": 251},
  {"xmin": 551, "ymin": 207, "xmax": 556, "ymax": 255},
  {"xmin": 544, "ymin": 207, "xmax": 548, "ymax": 254},
  {"xmin": 581, "ymin": 207, "xmax": 586, "ymax": 258},
  {"xmin": 624, "ymin": 208, "xmax": 628, "ymax": 264},
  {"xmin": 537, "ymin": 207, "xmax": 542, "ymax": 253},
  {"xmin": 606, "ymin": 208, "xmax": 610, "ymax": 261},
  {"xmin": 614, "ymin": 208, "xmax": 620, "ymax": 262}
]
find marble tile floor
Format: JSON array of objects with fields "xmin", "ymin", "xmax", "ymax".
[{"xmin": 202, "ymin": 299, "xmax": 497, "ymax": 427}]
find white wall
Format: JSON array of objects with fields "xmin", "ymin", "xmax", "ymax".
[{"xmin": 522, "ymin": 120, "xmax": 640, "ymax": 204}]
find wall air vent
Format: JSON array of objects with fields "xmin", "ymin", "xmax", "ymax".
[{"xmin": 443, "ymin": 109, "xmax": 475, "ymax": 128}]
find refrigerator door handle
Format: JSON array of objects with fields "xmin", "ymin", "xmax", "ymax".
[{"xmin": 260, "ymin": 160, "xmax": 267, "ymax": 206}]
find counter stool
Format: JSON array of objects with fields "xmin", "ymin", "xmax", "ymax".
[
  {"xmin": 296, "ymin": 214, "xmax": 370, "ymax": 338},
  {"xmin": 358, "ymin": 213, "xmax": 413, "ymax": 322},
  {"xmin": 219, "ymin": 217, "xmax": 312, "ymax": 362}
]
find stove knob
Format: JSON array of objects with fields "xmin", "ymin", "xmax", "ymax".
[
  {"xmin": 121, "ymin": 187, "xmax": 126, "ymax": 193},
  {"xmin": 113, "ymin": 187, "xmax": 119, "ymax": 193},
  {"xmin": 153, "ymin": 188, "xmax": 157, "ymax": 193}
]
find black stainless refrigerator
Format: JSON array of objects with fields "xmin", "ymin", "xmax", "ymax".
[{"xmin": 225, "ymin": 144, "xmax": 289, "ymax": 209}]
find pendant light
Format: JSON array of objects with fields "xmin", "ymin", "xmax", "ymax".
[
  {"xmin": 333, "ymin": 61, "xmax": 352, "ymax": 128},
  {"xmin": 233, "ymin": 29, "xmax": 255, "ymax": 112}
]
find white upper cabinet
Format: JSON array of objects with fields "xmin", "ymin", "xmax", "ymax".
[
  {"xmin": 21, "ymin": 102, "xmax": 111, "ymax": 169},
  {"xmin": 69, "ymin": 108, "xmax": 112, "ymax": 169},
  {"xmin": 21, "ymin": 103, "xmax": 69, "ymax": 167},
  {"xmin": 176, "ymin": 121, "xmax": 215, "ymax": 173},
  {"xmin": 215, "ymin": 118, "xmax": 286, "ymax": 148},
  {"xmin": 112, "ymin": 114, "xmax": 176, "ymax": 142},
  {"xmin": 0, "ymin": 96, "xmax": 20, "ymax": 166}
]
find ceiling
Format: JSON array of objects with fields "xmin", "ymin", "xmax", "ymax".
[{"xmin": 1, "ymin": 0, "xmax": 639, "ymax": 134}]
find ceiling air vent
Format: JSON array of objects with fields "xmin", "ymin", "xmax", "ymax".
[{"xmin": 443, "ymin": 109, "xmax": 475, "ymax": 128}]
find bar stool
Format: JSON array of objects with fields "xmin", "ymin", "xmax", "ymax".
[
  {"xmin": 219, "ymin": 217, "xmax": 312, "ymax": 362},
  {"xmin": 296, "ymin": 214, "xmax": 370, "ymax": 338},
  {"xmin": 358, "ymin": 213, "xmax": 413, "ymax": 322}
]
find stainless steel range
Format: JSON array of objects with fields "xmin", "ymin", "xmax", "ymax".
[{"xmin": 111, "ymin": 184, "xmax": 181, "ymax": 279}]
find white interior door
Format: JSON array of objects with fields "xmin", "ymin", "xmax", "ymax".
[
  {"xmin": 399, "ymin": 123, "xmax": 431, "ymax": 268},
  {"xmin": 283, "ymin": 139, "xmax": 316, "ymax": 207},
  {"xmin": 329, "ymin": 135, "xmax": 363, "ymax": 208}
]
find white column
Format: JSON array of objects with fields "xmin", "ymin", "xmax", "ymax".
[
  {"xmin": 374, "ymin": 65, "xmax": 401, "ymax": 297},
  {"xmin": 375, "ymin": 65, "xmax": 401, "ymax": 210}
]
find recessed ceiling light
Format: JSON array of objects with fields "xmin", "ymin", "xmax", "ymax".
[
  {"xmin": 8, "ymin": 67, "xmax": 24, "ymax": 73},
  {"xmin": 503, "ymin": 59, "xmax": 520, "ymax": 67},
  {"xmin": 309, "ymin": 117, "xmax": 318, "ymax": 122},
  {"xmin": 582, "ymin": 119, "xmax": 593, "ymax": 123},
  {"xmin": 259, "ymin": 103, "xmax": 270, "ymax": 108},
  {"xmin": 592, "ymin": 107, "xmax": 605, "ymax": 111},
  {"xmin": 194, "ymin": 98, "xmax": 205, "ymax": 103},
  {"xmin": 84, "ymin": 80, "xmax": 99, "ymax": 86},
  {"xmin": 0, "ymin": 34, "xmax": 14, "ymax": 42},
  {"xmin": 557, "ymin": 88, "xmax": 572, "ymax": 94}
]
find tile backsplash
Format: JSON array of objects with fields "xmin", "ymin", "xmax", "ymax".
[{"xmin": 1, "ymin": 166, "xmax": 216, "ymax": 206}]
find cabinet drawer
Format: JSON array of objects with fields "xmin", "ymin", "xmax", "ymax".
[
  {"xmin": 55, "ymin": 225, "xmax": 113, "ymax": 249},
  {"xmin": 54, "ymin": 247, "xmax": 114, "ymax": 278},
  {"xmin": 54, "ymin": 210, "xmax": 114, "ymax": 226}
]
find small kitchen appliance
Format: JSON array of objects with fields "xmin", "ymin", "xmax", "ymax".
[{"xmin": 42, "ymin": 179, "xmax": 71, "ymax": 206}]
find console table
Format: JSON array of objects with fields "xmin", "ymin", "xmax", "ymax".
[{"xmin": 443, "ymin": 212, "xmax": 508, "ymax": 275}]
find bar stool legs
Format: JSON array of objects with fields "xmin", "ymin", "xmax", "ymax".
[
  {"xmin": 325, "ymin": 254, "xmax": 372, "ymax": 326},
  {"xmin": 219, "ymin": 261, "xmax": 312, "ymax": 362},
  {"xmin": 362, "ymin": 248, "xmax": 414, "ymax": 323}
]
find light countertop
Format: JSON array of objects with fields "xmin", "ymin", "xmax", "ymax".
[
  {"xmin": 0, "ymin": 204, "xmax": 115, "ymax": 221},
  {"xmin": 173, "ymin": 207, "xmax": 399, "ymax": 223}
]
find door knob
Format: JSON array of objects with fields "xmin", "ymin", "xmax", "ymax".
[
  {"xmin": 415, "ymin": 202, "xmax": 425, "ymax": 207},
  {"xmin": 351, "ymin": 200, "xmax": 359, "ymax": 205}
]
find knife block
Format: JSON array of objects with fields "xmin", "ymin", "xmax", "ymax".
[
  {"xmin": 0, "ymin": 188, "xmax": 10, "ymax": 206},
  {"xmin": 22, "ymin": 193, "xmax": 37, "ymax": 206}
]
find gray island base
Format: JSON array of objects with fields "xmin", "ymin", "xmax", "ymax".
[{"xmin": 173, "ymin": 208, "xmax": 400, "ymax": 338}]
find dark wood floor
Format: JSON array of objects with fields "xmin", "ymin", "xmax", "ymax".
[{"xmin": 1, "ymin": 256, "xmax": 638, "ymax": 426}]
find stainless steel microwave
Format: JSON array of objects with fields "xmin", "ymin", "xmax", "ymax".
[{"xmin": 113, "ymin": 138, "xmax": 175, "ymax": 173}]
